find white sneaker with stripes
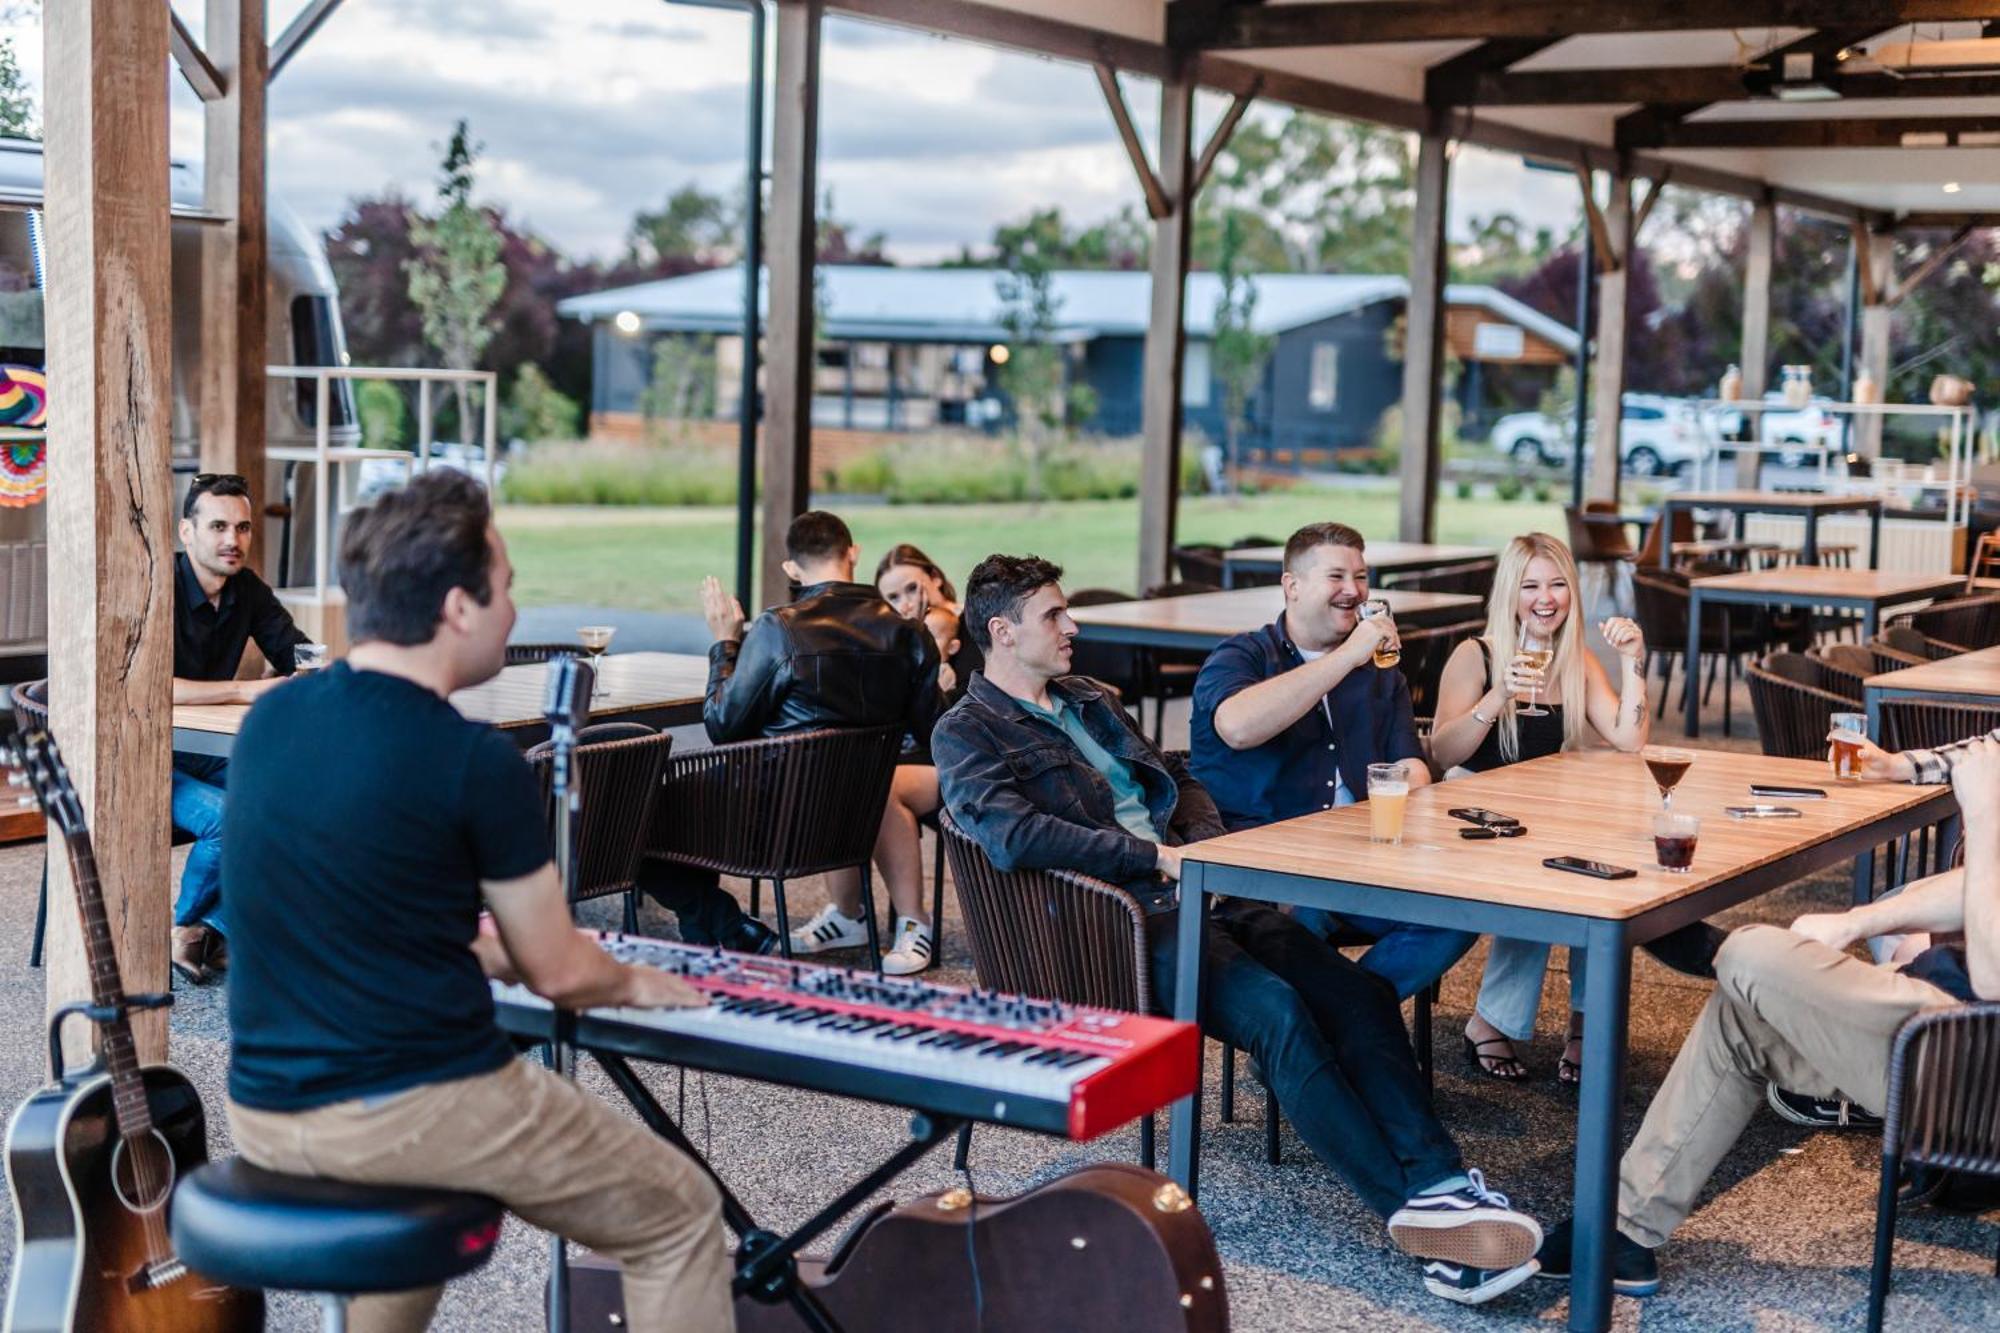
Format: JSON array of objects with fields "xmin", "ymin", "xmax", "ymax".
[
  {"xmin": 881, "ymin": 917, "xmax": 934, "ymax": 976},
  {"xmin": 789, "ymin": 903, "xmax": 869, "ymax": 955}
]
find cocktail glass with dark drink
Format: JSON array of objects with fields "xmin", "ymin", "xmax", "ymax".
[
  {"xmin": 1642, "ymin": 745, "xmax": 1696, "ymax": 808},
  {"xmin": 1653, "ymin": 812, "xmax": 1699, "ymax": 873}
]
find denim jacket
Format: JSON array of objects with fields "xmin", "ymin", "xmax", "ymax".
[{"xmin": 932, "ymin": 672, "xmax": 1225, "ymax": 898}]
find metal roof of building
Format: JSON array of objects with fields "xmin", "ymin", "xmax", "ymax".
[{"xmin": 559, "ymin": 264, "xmax": 1580, "ymax": 353}]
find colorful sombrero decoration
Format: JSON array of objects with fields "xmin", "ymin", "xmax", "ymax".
[{"xmin": 0, "ymin": 365, "xmax": 47, "ymax": 508}]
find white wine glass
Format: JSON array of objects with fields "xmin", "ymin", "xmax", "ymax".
[{"xmin": 1516, "ymin": 634, "xmax": 1553, "ymax": 718}]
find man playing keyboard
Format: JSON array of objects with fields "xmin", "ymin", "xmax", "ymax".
[{"xmin": 220, "ymin": 471, "xmax": 733, "ymax": 1333}]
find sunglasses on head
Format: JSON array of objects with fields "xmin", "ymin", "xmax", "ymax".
[{"xmin": 185, "ymin": 473, "xmax": 250, "ymax": 518}]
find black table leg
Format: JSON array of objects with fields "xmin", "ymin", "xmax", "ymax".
[
  {"xmin": 1803, "ymin": 512, "xmax": 1820, "ymax": 567},
  {"xmin": 1569, "ymin": 920, "xmax": 1633, "ymax": 1333},
  {"xmin": 1684, "ymin": 589, "xmax": 1704, "ymax": 737},
  {"xmin": 1167, "ymin": 863, "xmax": 1210, "ymax": 1199},
  {"xmin": 1868, "ymin": 506, "xmax": 1882, "ymax": 570}
]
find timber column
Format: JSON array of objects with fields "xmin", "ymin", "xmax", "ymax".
[
  {"xmin": 1397, "ymin": 128, "xmax": 1450, "ymax": 542},
  {"xmin": 44, "ymin": 0, "xmax": 176, "ymax": 1064},
  {"xmin": 1136, "ymin": 64, "xmax": 1194, "ymax": 594}
]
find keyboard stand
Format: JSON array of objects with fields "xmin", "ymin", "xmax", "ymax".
[{"xmin": 594, "ymin": 1050, "xmax": 967, "ymax": 1333}]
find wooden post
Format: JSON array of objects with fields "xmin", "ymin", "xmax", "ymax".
[
  {"xmin": 1734, "ymin": 195, "xmax": 1774, "ymax": 488},
  {"xmin": 1586, "ymin": 173, "xmax": 1633, "ymax": 504},
  {"xmin": 44, "ymin": 0, "xmax": 175, "ymax": 1066},
  {"xmin": 761, "ymin": 0, "xmax": 821, "ymax": 611},
  {"xmin": 1856, "ymin": 229, "xmax": 1894, "ymax": 461},
  {"xmin": 1397, "ymin": 130, "xmax": 1450, "ymax": 542},
  {"xmin": 1137, "ymin": 66, "xmax": 1194, "ymax": 593},
  {"xmin": 200, "ymin": 0, "xmax": 268, "ymax": 563}
]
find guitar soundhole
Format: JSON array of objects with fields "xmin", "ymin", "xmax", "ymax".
[{"xmin": 109, "ymin": 1129, "xmax": 177, "ymax": 1215}]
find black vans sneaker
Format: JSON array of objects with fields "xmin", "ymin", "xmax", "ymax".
[
  {"xmin": 1767, "ymin": 1083, "xmax": 1884, "ymax": 1131},
  {"xmin": 1388, "ymin": 1170, "xmax": 1542, "ymax": 1270},
  {"xmin": 1532, "ymin": 1218, "xmax": 1660, "ymax": 1297},
  {"xmin": 1423, "ymin": 1258, "xmax": 1539, "ymax": 1306}
]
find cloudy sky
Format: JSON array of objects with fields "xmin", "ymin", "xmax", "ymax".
[{"xmin": 6, "ymin": 0, "xmax": 1582, "ymax": 266}]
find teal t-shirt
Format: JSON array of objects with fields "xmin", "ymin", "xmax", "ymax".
[{"xmin": 1022, "ymin": 695, "xmax": 1159, "ymax": 844}]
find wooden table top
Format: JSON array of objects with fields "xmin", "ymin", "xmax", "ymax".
[
  {"xmin": 1867, "ymin": 644, "xmax": 2000, "ymax": 697},
  {"xmin": 1690, "ymin": 567, "xmax": 1964, "ymax": 601},
  {"xmin": 1181, "ymin": 749, "xmax": 1948, "ymax": 921},
  {"xmin": 1667, "ymin": 490, "xmax": 1882, "ymax": 512},
  {"xmin": 1068, "ymin": 586, "xmax": 1482, "ymax": 637},
  {"xmin": 1223, "ymin": 541, "xmax": 1494, "ymax": 572},
  {"xmin": 172, "ymin": 651, "xmax": 712, "ymax": 739}
]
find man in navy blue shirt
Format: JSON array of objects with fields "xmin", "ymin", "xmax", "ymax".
[{"xmin": 1192, "ymin": 521, "xmax": 1474, "ymax": 998}]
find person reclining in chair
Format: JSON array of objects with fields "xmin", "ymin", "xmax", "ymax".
[{"xmin": 931, "ymin": 552, "xmax": 1545, "ymax": 1308}]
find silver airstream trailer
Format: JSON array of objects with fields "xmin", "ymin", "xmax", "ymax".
[{"xmin": 0, "ymin": 136, "xmax": 358, "ymax": 663}]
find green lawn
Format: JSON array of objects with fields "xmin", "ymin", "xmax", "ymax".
[{"xmin": 498, "ymin": 487, "xmax": 1567, "ymax": 613}]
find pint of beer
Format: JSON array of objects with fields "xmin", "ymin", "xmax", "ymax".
[
  {"xmin": 1367, "ymin": 762, "xmax": 1409, "ymax": 845},
  {"xmin": 1359, "ymin": 600, "xmax": 1399, "ymax": 669},
  {"xmin": 1829, "ymin": 712, "xmax": 1868, "ymax": 781}
]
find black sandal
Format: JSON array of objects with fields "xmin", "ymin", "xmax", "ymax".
[
  {"xmin": 1463, "ymin": 1033, "xmax": 1527, "ymax": 1081},
  {"xmin": 1558, "ymin": 1018, "xmax": 1584, "ymax": 1086}
]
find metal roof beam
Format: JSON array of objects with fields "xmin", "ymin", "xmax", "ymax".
[
  {"xmin": 269, "ymin": 0, "xmax": 347, "ymax": 81},
  {"xmin": 168, "ymin": 6, "xmax": 225, "ymax": 102}
]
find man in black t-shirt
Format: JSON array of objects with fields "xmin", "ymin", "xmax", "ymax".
[
  {"xmin": 223, "ymin": 471, "xmax": 731, "ymax": 1332},
  {"xmin": 170, "ymin": 472, "xmax": 311, "ymax": 985}
]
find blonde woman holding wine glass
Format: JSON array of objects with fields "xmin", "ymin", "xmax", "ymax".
[{"xmin": 1430, "ymin": 533, "xmax": 1651, "ymax": 1082}]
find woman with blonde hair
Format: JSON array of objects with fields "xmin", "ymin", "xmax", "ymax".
[{"xmin": 1429, "ymin": 532, "xmax": 1650, "ymax": 1081}]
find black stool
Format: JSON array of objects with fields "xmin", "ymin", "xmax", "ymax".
[{"xmin": 171, "ymin": 1158, "xmax": 503, "ymax": 1333}]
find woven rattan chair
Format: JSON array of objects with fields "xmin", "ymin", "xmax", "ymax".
[
  {"xmin": 525, "ymin": 724, "xmax": 671, "ymax": 934},
  {"xmin": 1394, "ymin": 617, "xmax": 1485, "ymax": 724},
  {"xmin": 1879, "ymin": 624, "xmax": 1958, "ymax": 662},
  {"xmin": 1065, "ymin": 589, "xmax": 1146, "ymax": 719},
  {"xmin": 1877, "ymin": 700, "xmax": 2000, "ymax": 756},
  {"xmin": 1866, "ymin": 635, "xmax": 1930, "ymax": 670},
  {"xmin": 1172, "ymin": 544, "xmax": 1227, "ymax": 586},
  {"xmin": 1866, "ymin": 1001, "xmax": 2000, "ymax": 1330},
  {"xmin": 504, "ymin": 642, "xmax": 583, "ymax": 667},
  {"xmin": 1386, "ymin": 559, "xmax": 1499, "ymax": 601},
  {"xmin": 1633, "ymin": 569, "xmax": 1763, "ymax": 736},
  {"xmin": 938, "ymin": 808, "xmax": 1220, "ymax": 1169},
  {"xmin": 1898, "ymin": 594, "xmax": 2000, "ymax": 652},
  {"xmin": 1139, "ymin": 581, "xmax": 1222, "ymax": 745},
  {"xmin": 1746, "ymin": 657, "xmax": 1853, "ymax": 760},
  {"xmin": 1812, "ymin": 643, "xmax": 1877, "ymax": 701},
  {"xmin": 644, "ymin": 725, "xmax": 902, "ymax": 970}
]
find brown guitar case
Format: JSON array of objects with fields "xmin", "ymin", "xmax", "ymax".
[{"xmin": 554, "ymin": 1163, "xmax": 1228, "ymax": 1333}]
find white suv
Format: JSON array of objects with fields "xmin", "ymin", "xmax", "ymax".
[{"xmin": 1490, "ymin": 394, "xmax": 1708, "ymax": 476}]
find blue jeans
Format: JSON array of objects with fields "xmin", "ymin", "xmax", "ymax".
[
  {"xmin": 171, "ymin": 754, "xmax": 228, "ymax": 935},
  {"xmin": 1474, "ymin": 939, "xmax": 1584, "ymax": 1041},
  {"xmin": 1293, "ymin": 908, "xmax": 1477, "ymax": 1000},
  {"xmin": 1148, "ymin": 904, "xmax": 1462, "ymax": 1218}
]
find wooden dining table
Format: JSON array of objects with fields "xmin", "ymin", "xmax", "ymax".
[
  {"xmin": 1864, "ymin": 643, "xmax": 2000, "ymax": 736},
  {"xmin": 1167, "ymin": 747, "xmax": 1955, "ymax": 1333},
  {"xmin": 171, "ymin": 650, "xmax": 713, "ymax": 759},
  {"xmin": 1068, "ymin": 585, "xmax": 1483, "ymax": 653},
  {"xmin": 1658, "ymin": 490, "xmax": 1883, "ymax": 569},
  {"xmin": 1220, "ymin": 541, "xmax": 1494, "ymax": 588},
  {"xmin": 1683, "ymin": 567, "xmax": 1963, "ymax": 737}
]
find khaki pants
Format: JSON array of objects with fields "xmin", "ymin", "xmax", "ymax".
[
  {"xmin": 229, "ymin": 1057, "xmax": 734, "ymax": 1333},
  {"xmin": 1618, "ymin": 923, "xmax": 1957, "ymax": 1247}
]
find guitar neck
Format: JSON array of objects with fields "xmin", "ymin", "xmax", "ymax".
[{"xmin": 62, "ymin": 836, "xmax": 153, "ymax": 1141}]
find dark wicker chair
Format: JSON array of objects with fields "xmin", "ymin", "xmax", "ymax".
[
  {"xmin": 1866, "ymin": 635, "xmax": 1930, "ymax": 670},
  {"xmin": 504, "ymin": 642, "xmax": 583, "ymax": 667},
  {"xmin": 1139, "ymin": 581, "xmax": 1222, "ymax": 745},
  {"xmin": 1877, "ymin": 700, "xmax": 2000, "ymax": 756},
  {"xmin": 1563, "ymin": 505, "xmax": 1635, "ymax": 611},
  {"xmin": 1866, "ymin": 1001, "xmax": 2000, "ymax": 1330},
  {"xmin": 1897, "ymin": 594, "xmax": 2000, "ymax": 652},
  {"xmin": 1395, "ymin": 617, "xmax": 1485, "ymax": 724},
  {"xmin": 1066, "ymin": 588, "xmax": 1147, "ymax": 723},
  {"xmin": 1172, "ymin": 544, "xmax": 1227, "ymax": 586},
  {"xmin": 1746, "ymin": 657, "xmax": 1853, "ymax": 760},
  {"xmin": 938, "ymin": 808, "xmax": 1227, "ymax": 1169},
  {"xmin": 525, "ymin": 723, "xmax": 672, "ymax": 934},
  {"xmin": 1633, "ymin": 568, "xmax": 1764, "ymax": 737},
  {"xmin": 643, "ymin": 725, "xmax": 903, "ymax": 970},
  {"xmin": 1385, "ymin": 559, "xmax": 1499, "ymax": 601},
  {"xmin": 1804, "ymin": 645, "xmax": 1867, "ymax": 703},
  {"xmin": 1879, "ymin": 625, "xmax": 1958, "ymax": 662}
]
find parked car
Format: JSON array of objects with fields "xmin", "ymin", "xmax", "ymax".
[
  {"xmin": 1490, "ymin": 394, "xmax": 1708, "ymax": 476},
  {"xmin": 1704, "ymin": 395, "xmax": 1844, "ymax": 468}
]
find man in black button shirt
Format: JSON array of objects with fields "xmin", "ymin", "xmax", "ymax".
[
  {"xmin": 170, "ymin": 473, "xmax": 311, "ymax": 983},
  {"xmin": 223, "ymin": 470, "xmax": 730, "ymax": 1331}
]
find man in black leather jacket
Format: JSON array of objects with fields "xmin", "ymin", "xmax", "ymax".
[
  {"xmin": 933, "ymin": 554, "xmax": 1544, "ymax": 1308},
  {"xmin": 641, "ymin": 511, "xmax": 942, "ymax": 953}
]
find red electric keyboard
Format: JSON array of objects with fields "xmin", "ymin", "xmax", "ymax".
[{"xmin": 492, "ymin": 934, "xmax": 1199, "ymax": 1141}]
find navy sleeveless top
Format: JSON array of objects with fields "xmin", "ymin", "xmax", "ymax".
[{"xmin": 1464, "ymin": 639, "xmax": 1566, "ymax": 773}]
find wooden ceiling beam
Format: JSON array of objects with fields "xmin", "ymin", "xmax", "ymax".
[
  {"xmin": 1440, "ymin": 65, "xmax": 2000, "ymax": 108},
  {"xmin": 1422, "ymin": 37, "xmax": 1559, "ymax": 105},
  {"xmin": 1174, "ymin": 3, "xmax": 2000, "ymax": 51},
  {"xmin": 1624, "ymin": 113, "xmax": 2000, "ymax": 149},
  {"xmin": 1095, "ymin": 63, "xmax": 1172, "ymax": 220}
]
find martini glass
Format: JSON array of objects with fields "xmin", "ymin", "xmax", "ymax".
[
  {"xmin": 576, "ymin": 625, "xmax": 616, "ymax": 700},
  {"xmin": 1642, "ymin": 745, "xmax": 1696, "ymax": 809}
]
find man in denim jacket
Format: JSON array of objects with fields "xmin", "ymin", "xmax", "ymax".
[{"xmin": 932, "ymin": 553, "xmax": 1544, "ymax": 1308}]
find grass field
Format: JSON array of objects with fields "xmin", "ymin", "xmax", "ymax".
[{"xmin": 497, "ymin": 485, "xmax": 1568, "ymax": 612}]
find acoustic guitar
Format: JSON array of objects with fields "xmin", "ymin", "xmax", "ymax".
[{"xmin": 2, "ymin": 728, "xmax": 262, "ymax": 1333}]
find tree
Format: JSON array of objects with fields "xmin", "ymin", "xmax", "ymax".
[
  {"xmin": 502, "ymin": 362, "xmax": 581, "ymax": 443},
  {"xmin": 406, "ymin": 120, "xmax": 506, "ymax": 446},
  {"xmin": 995, "ymin": 223, "xmax": 1091, "ymax": 503},
  {"xmin": 1210, "ymin": 212, "xmax": 1275, "ymax": 494},
  {"xmin": 627, "ymin": 184, "xmax": 738, "ymax": 268},
  {"xmin": 0, "ymin": 37, "xmax": 35, "ymax": 141},
  {"xmin": 638, "ymin": 335, "xmax": 717, "ymax": 442}
]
